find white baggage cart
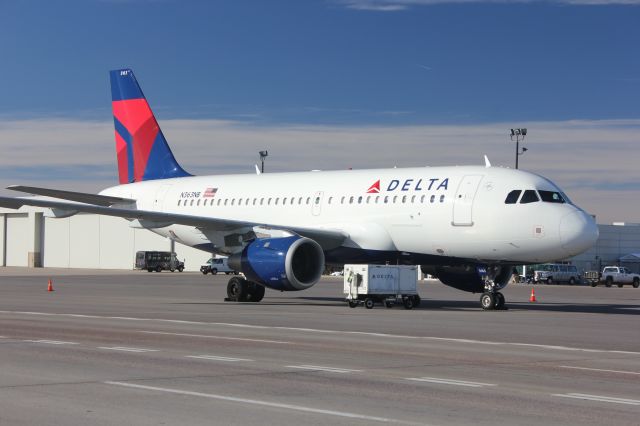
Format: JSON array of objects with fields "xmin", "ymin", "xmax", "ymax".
[{"xmin": 344, "ymin": 264, "xmax": 420, "ymax": 309}]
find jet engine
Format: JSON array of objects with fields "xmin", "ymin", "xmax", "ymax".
[
  {"xmin": 422, "ymin": 264, "xmax": 512, "ymax": 293},
  {"xmin": 228, "ymin": 236, "xmax": 325, "ymax": 291}
]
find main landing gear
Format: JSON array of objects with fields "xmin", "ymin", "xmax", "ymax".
[
  {"xmin": 225, "ymin": 277, "xmax": 265, "ymax": 302},
  {"xmin": 480, "ymin": 291, "xmax": 506, "ymax": 310}
]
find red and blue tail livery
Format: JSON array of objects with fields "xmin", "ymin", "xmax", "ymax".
[{"xmin": 110, "ymin": 69, "xmax": 190, "ymax": 184}]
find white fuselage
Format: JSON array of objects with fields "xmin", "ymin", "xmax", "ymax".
[{"xmin": 101, "ymin": 165, "xmax": 598, "ymax": 265}]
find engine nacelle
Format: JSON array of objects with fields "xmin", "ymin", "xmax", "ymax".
[
  {"xmin": 228, "ymin": 236, "xmax": 325, "ymax": 291},
  {"xmin": 422, "ymin": 264, "xmax": 512, "ymax": 293}
]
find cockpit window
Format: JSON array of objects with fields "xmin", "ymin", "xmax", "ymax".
[
  {"xmin": 519, "ymin": 190, "xmax": 539, "ymax": 204},
  {"xmin": 504, "ymin": 190, "xmax": 521, "ymax": 204},
  {"xmin": 538, "ymin": 190, "xmax": 565, "ymax": 203}
]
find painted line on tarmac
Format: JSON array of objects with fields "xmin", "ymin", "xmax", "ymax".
[
  {"xmin": 552, "ymin": 393, "xmax": 640, "ymax": 406},
  {"xmin": 185, "ymin": 355, "xmax": 253, "ymax": 362},
  {"xmin": 287, "ymin": 365, "xmax": 361, "ymax": 374},
  {"xmin": 104, "ymin": 381, "xmax": 416, "ymax": 424},
  {"xmin": 3, "ymin": 310, "xmax": 640, "ymax": 356},
  {"xmin": 139, "ymin": 330, "xmax": 292, "ymax": 345},
  {"xmin": 23, "ymin": 339, "xmax": 79, "ymax": 345},
  {"xmin": 98, "ymin": 346, "xmax": 159, "ymax": 353},
  {"xmin": 559, "ymin": 365, "xmax": 640, "ymax": 375},
  {"xmin": 406, "ymin": 377, "xmax": 497, "ymax": 388}
]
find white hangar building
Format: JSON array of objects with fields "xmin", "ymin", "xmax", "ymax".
[{"xmin": 0, "ymin": 206, "xmax": 639, "ymax": 273}]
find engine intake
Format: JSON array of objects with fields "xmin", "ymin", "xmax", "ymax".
[{"xmin": 228, "ymin": 236, "xmax": 325, "ymax": 291}]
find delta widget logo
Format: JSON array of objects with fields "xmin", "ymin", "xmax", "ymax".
[{"xmin": 365, "ymin": 177, "xmax": 450, "ymax": 193}]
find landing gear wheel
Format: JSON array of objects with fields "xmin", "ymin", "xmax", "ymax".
[
  {"xmin": 480, "ymin": 292, "xmax": 496, "ymax": 310},
  {"xmin": 348, "ymin": 300, "xmax": 359, "ymax": 308},
  {"xmin": 495, "ymin": 292, "xmax": 506, "ymax": 310},
  {"xmin": 226, "ymin": 277, "xmax": 247, "ymax": 302},
  {"xmin": 244, "ymin": 282, "xmax": 265, "ymax": 302},
  {"xmin": 384, "ymin": 300, "xmax": 394, "ymax": 308},
  {"xmin": 364, "ymin": 298, "xmax": 375, "ymax": 309},
  {"xmin": 403, "ymin": 297, "xmax": 414, "ymax": 310}
]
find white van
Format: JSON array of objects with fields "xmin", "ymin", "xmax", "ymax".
[
  {"xmin": 200, "ymin": 257, "xmax": 238, "ymax": 275},
  {"xmin": 533, "ymin": 264, "xmax": 580, "ymax": 285}
]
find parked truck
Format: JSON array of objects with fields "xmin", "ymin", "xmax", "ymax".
[
  {"xmin": 344, "ymin": 264, "xmax": 420, "ymax": 309},
  {"xmin": 584, "ymin": 266, "xmax": 640, "ymax": 288}
]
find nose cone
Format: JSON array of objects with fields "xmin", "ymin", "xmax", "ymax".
[{"xmin": 559, "ymin": 210, "xmax": 599, "ymax": 256}]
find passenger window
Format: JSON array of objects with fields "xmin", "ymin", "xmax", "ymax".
[
  {"xmin": 306, "ymin": 197, "xmax": 311, "ymax": 205},
  {"xmin": 231, "ymin": 199, "xmax": 235, "ymax": 206},
  {"xmin": 402, "ymin": 195, "xmax": 407, "ymax": 203},
  {"xmin": 341, "ymin": 196, "xmax": 345, "ymax": 204},
  {"xmin": 366, "ymin": 196, "xmax": 371, "ymax": 204},
  {"xmin": 298, "ymin": 197, "xmax": 303, "ymax": 204},
  {"xmin": 315, "ymin": 197, "xmax": 320, "ymax": 204},
  {"xmin": 439, "ymin": 195, "xmax": 445, "ymax": 203},
  {"xmin": 560, "ymin": 265, "xmax": 568, "ymax": 272},
  {"xmin": 217, "ymin": 199, "xmax": 222, "ymax": 206},
  {"xmin": 375, "ymin": 196, "xmax": 380, "ymax": 203},
  {"xmin": 224, "ymin": 199, "xmax": 228, "ymax": 206},
  {"xmin": 260, "ymin": 198, "xmax": 264, "ymax": 205},
  {"xmin": 411, "ymin": 195, "xmax": 416, "ymax": 203},
  {"xmin": 430, "ymin": 195, "xmax": 435, "ymax": 203},
  {"xmin": 177, "ymin": 200, "xmax": 181, "ymax": 206},
  {"xmin": 268, "ymin": 198, "xmax": 272, "ymax": 205},
  {"xmin": 246, "ymin": 198, "xmax": 250, "ymax": 205},
  {"xmin": 504, "ymin": 190, "xmax": 521, "ymax": 204},
  {"xmin": 349, "ymin": 196, "xmax": 354, "ymax": 204},
  {"xmin": 275, "ymin": 198, "xmax": 279, "ymax": 205},
  {"xmin": 328, "ymin": 197, "xmax": 332, "ymax": 204},
  {"xmin": 384, "ymin": 196, "xmax": 389, "ymax": 204},
  {"xmin": 253, "ymin": 199, "xmax": 256, "ymax": 205},
  {"xmin": 190, "ymin": 199, "xmax": 194, "ymax": 206},
  {"xmin": 283, "ymin": 197, "xmax": 287, "ymax": 204},
  {"xmin": 238, "ymin": 199, "xmax": 242, "ymax": 206},
  {"xmin": 393, "ymin": 196, "xmax": 397, "ymax": 203},
  {"xmin": 519, "ymin": 190, "xmax": 540, "ymax": 204},
  {"xmin": 421, "ymin": 195, "xmax": 425, "ymax": 203},
  {"xmin": 358, "ymin": 196, "xmax": 362, "ymax": 204},
  {"xmin": 538, "ymin": 190, "xmax": 565, "ymax": 203}
]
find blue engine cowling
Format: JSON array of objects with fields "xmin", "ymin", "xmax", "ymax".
[{"xmin": 228, "ymin": 236, "xmax": 325, "ymax": 291}]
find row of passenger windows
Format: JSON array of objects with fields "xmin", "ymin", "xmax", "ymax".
[
  {"xmin": 504, "ymin": 189, "xmax": 566, "ymax": 205},
  {"xmin": 177, "ymin": 194, "xmax": 447, "ymax": 207}
]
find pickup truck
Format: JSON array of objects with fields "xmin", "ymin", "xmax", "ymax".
[{"xmin": 585, "ymin": 266, "xmax": 640, "ymax": 288}]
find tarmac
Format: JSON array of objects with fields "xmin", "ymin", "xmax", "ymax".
[{"xmin": 1, "ymin": 267, "xmax": 639, "ymax": 425}]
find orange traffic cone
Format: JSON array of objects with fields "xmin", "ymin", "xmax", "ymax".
[
  {"xmin": 529, "ymin": 287, "xmax": 536, "ymax": 302},
  {"xmin": 47, "ymin": 279, "xmax": 54, "ymax": 292}
]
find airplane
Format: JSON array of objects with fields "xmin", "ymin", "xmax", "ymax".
[{"xmin": 0, "ymin": 69, "xmax": 599, "ymax": 310}]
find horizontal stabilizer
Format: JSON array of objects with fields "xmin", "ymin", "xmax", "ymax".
[{"xmin": 7, "ymin": 185, "xmax": 136, "ymax": 206}]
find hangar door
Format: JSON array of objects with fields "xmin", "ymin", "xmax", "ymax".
[
  {"xmin": 452, "ymin": 175, "xmax": 483, "ymax": 226},
  {"xmin": 6, "ymin": 213, "xmax": 29, "ymax": 266}
]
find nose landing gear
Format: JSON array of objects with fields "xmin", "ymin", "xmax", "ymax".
[{"xmin": 480, "ymin": 291, "xmax": 506, "ymax": 310}]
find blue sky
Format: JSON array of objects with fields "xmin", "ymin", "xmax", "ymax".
[
  {"xmin": 0, "ymin": 0, "xmax": 639, "ymax": 222},
  {"xmin": 0, "ymin": 0, "xmax": 638, "ymax": 124}
]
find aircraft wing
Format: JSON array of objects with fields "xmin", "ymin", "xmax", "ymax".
[
  {"xmin": 0, "ymin": 195, "xmax": 348, "ymax": 249},
  {"xmin": 7, "ymin": 185, "xmax": 136, "ymax": 206}
]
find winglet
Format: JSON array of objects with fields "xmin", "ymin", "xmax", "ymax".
[{"xmin": 484, "ymin": 155, "xmax": 491, "ymax": 168}]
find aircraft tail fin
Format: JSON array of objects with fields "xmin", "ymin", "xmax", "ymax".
[{"xmin": 110, "ymin": 69, "xmax": 191, "ymax": 184}]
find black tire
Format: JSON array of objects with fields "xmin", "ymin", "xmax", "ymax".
[
  {"xmin": 495, "ymin": 292, "xmax": 505, "ymax": 309},
  {"xmin": 245, "ymin": 282, "xmax": 265, "ymax": 302},
  {"xmin": 403, "ymin": 297, "xmax": 414, "ymax": 310},
  {"xmin": 201, "ymin": 270, "xmax": 208, "ymax": 275},
  {"xmin": 546, "ymin": 277, "xmax": 553, "ymax": 285},
  {"xmin": 384, "ymin": 300, "xmax": 394, "ymax": 308},
  {"xmin": 412, "ymin": 295, "xmax": 421, "ymax": 307},
  {"xmin": 211, "ymin": 268, "xmax": 218, "ymax": 275},
  {"xmin": 633, "ymin": 278, "xmax": 639, "ymax": 288},
  {"xmin": 234, "ymin": 271, "xmax": 239, "ymax": 275},
  {"xmin": 147, "ymin": 268, "xmax": 153, "ymax": 272},
  {"xmin": 617, "ymin": 283, "xmax": 624, "ymax": 288},
  {"xmin": 569, "ymin": 277, "xmax": 576, "ymax": 285},
  {"xmin": 178, "ymin": 266, "xmax": 184, "ymax": 272},
  {"xmin": 605, "ymin": 277, "xmax": 613, "ymax": 288},
  {"xmin": 226, "ymin": 277, "xmax": 247, "ymax": 301},
  {"xmin": 480, "ymin": 293, "xmax": 495, "ymax": 310},
  {"xmin": 348, "ymin": 300, "xmax": 358, "ymax": 308},
  {"xmin": 170, "ymin": 268, "xmax": 175, "ymax": 272},
  {"xmin": 155, "ymin": 266, "xmax": 162, "ymax": 272},
  {"xmin": 364, "ymin": 298, "xmax": 375, "ymax": 309},
  {"xmin": 225, "ymin": 272, "xmax": 231, "ymax": 275},
  {"xmin": 591, "ymin": 282, "xmax": 597, "ymax": 287}
]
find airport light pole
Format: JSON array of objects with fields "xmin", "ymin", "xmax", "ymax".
[
  {"xmin": 510, "ymin": 128, "xmax": 527, "ymax": 169},
  {"xmin": 259, "ymin": 150, "xmax": 268, "ymax": 173}
]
